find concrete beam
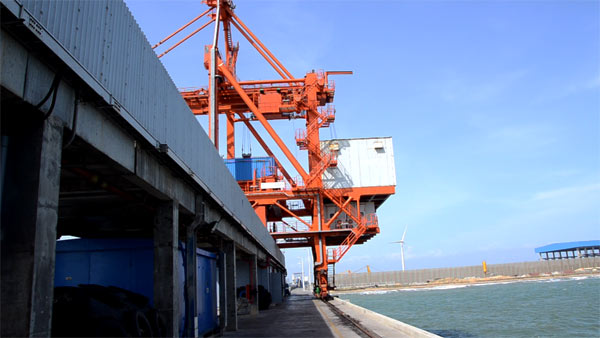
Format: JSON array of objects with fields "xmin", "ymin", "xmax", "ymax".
[
  {"xmin": 133, "ymin": 147, "xmax": 195, "ymax": 213},
  {"xmin": 212, "ymin": 218, "xmax": 270, "ymax": 263},
  {"xmin": 153, "ymin": 200, "xmax": 181, "ymax": 337},
  {"xmin": 1, "ymin": 115, "xmax": 63, "ymax": 337}
]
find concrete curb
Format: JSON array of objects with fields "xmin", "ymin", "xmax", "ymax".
[{"xmin": 329, "ymin": 298, "xmax": 440, "ymax": 338}]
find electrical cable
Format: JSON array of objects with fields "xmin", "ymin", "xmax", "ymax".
[
  {"xmin": 241, "ymin": 123, "xmax": 248, "ymax": 156},
  {"xmin": 63, "ymin": 90, "xmax": 80, "ymax": 149},
  {"xmin": 35, "ymin": 72, "xmax": 62, "ymax": 120}
]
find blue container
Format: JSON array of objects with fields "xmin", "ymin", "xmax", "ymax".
[
  {"xmin": 55, "ymin": 239, "xmax": 157, "ymax": 300},
  {"xmin": 223, "ymin": 157, "xmax": 275, "ymax": 181},
  {"xmin": 55, "ymin": 238, "xmax": 218, "ymax": 336},
  {"xmin": 252, "ymin": 157, "xmax": 275, "ymax": 178},
  {"xmin": 236, "ymin": 159, "xmax": 253, "ymax": 181},
  {"xmin": 224, "ymin": 160, "xmax": 236, "ymax": 179}
]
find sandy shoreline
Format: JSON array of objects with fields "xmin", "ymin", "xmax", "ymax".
[{"xmin": 331, "ymin": 268, "xmax": 600, "ymax": 295}]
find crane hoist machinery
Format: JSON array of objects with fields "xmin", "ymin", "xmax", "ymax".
[{"xmin": 153, "ymin": 0, "xmax": 396, "ymax": 298}]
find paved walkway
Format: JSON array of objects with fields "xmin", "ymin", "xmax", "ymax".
[{"xmin": 223, "ymin": 289, "xmax": 362, "ymax": 337}]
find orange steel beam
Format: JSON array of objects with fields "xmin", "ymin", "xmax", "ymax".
[
  {"xmin": 238, "ymin": 78, "xmax": 305, "ymax": 86},
  {"xmin": 279, "ymin": 242, "xmax": 312, "ymax": 249},
  {"xmin": 234, "ymin": 111, "xmax": 296, "ymax": 187},
  {"xmin": 218, "ymin": 61, "xmax": 309, "ymax": 181},
  {"xmin": 274, "ymin": 201, "xmax": 312, "ymax": 229},
  {"xmin": 152, "ymin": 8, "xmax": 212, "ymax": 49},
  {"xmin": 324, "ymin": 197, "xmax": 353, "ymax": 229},
  {"xmin": 158, "ymin": 18, "xmax": 215, "ymax": 58},
  {"xmin": 324, "ymin": 190, "xmax": 361, "ymax": 226},
  {"xmin": 279, "ymin": 220, "xmax": 299, "ymax": 232},
  {"xmin": 228, "ymin": 9, "xmax": 293, "ymax": 79},
  {"xmin": 228, "ymin": 19, "xmax": 288, "ymax": 79},
  {"xmin": 226, "ymin": 113, "xmax": 235, "ymax": 159},
  {"xmin": 326, "ymin": 71, "xmax": 353, "ymax": 76}
]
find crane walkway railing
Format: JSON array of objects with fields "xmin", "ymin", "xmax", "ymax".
[
  {"xmin": 322, "ymin": 188, "xmax": 361, "ymax": 225},
  {"xmin": 327, "ymin": 213, "xmax": 378, "ymax": 263},
  {"xmin": 295, "ymin": 106, "xmax": 335, "ymax": 150}
]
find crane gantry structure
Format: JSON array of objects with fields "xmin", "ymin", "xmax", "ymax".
[{"xmin": 154, "ymin": 0, "xmax": 395, "ymax": 298}]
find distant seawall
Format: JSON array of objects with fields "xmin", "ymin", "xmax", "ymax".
[{"xmin": 334, "ymin": 257, "xmax": 600, "ymax": 289}]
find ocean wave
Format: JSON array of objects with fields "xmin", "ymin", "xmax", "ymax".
[
  {"xmin": 339, "ymin": 274, "xmax": 600, "ymax": 295},
  {"xmin": 531, "ymin": 275, "xmax": 599, "ymax": 283},
  {"xmin": 400, "ymin": 284, "xmax": 470, "ymax": 292},
  {"xmin": 470, "ymin": 280, "xmax": 519, "ymax": 287},
  {"xmin": 358, "ymin": 289, "xmax": 399, "ymax": 295}
]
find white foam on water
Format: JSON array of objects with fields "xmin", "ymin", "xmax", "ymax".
[
  {"xmin": 399, "ymin": 284, "xmax": 470, "ymax": 292},
  {"xmin": 340, "ymin": 274, "xmax": 600, "ymax": 295},
  {"xmin": 358, "ymin": 289, "xmax": 399, "ymax": 295},
  {"xmin": 471, "ymin": 280, "xmax": 519, "ymax": 287},
  {"xmin": 569, "ymin": 276, "xmax": 591, "ymax": 280}
]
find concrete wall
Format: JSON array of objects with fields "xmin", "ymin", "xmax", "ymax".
[{"xmin": 335, "ymin": 257, "xmax": 600, "ymax": 288}]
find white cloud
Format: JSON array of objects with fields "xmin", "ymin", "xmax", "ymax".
[
  {"xmin": 532, "ymin": 183, "xmax": 600, "ymax": 201},
  {"xmin": 482, "ymin": 123, "xmax": 557, "ymax": 154},
  {"xmin": 533, "ymin": 75, "xmax": 600, "ymax": 103},
  {"xmin": 439, "ymin": 69, "xmax": 528, "ymax": 103}
]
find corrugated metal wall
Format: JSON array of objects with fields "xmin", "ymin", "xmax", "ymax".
[
  {"xmin": 322, "ymin": 137, "xmax": 396, "ymax": 189},
  {"xmin": 334, "ymin": 257, "xmax": 600, "ymax": 288},
  {"xmin": 20, "ymin": 0, "xmax": 280, "ymax": 261}
]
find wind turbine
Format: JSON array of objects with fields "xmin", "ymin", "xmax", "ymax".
[{"xmin": 391, "ymin": 226, "xmax": 408, "ymax": 271}]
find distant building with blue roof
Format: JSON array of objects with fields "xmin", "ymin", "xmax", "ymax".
[{"xmin": 534, "ymin": 240, "xmax": 600, "ymax": 260}]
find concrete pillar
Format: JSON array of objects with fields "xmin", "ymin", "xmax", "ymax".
[
  {"xmin": 184, "ymin": 222, "xmax": 198, "ymax": 337},
  {"xmin": 224, "ymin": 241, "xmax": 237, "ymax": 331},
  {"xmin": 250, "ymin": 255, "xmax": 259, "ymax": 315},
  {"xmin": 217, "ymin": 248, "xmax": 227, "ymax": 331},
  {"xmin": 1, "ymin": 115, "xmax": 63, "ymax": 337},
  {"xmin": 153, "ymin": 200, "xmax": 181, "ymax": 337}
]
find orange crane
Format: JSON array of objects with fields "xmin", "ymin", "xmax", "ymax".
[{"xmin": 153, "ymin": 0, "xmax": 395, "ymax": 298}]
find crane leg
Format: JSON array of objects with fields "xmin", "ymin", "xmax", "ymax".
[{"xmin": 312, "ymin": 235, "xmax": 332, "ymax": 299}]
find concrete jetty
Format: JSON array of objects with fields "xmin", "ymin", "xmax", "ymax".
[{"xmin": 225, "ymin": 289, "xmax": 439, "ymax": 337}]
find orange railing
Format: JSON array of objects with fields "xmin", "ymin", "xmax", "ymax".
[{"xmin": 327, "ymin": 213, "xmax": 377, "ymax": 263}]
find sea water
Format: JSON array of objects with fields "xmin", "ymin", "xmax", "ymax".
[{"xmin": 337, "ymin": 275, "xmax": 600, "ymax": 337}]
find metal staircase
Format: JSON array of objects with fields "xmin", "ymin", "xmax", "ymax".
[
  {"xmin": 322, "ymin": 188, "xmax": 361, "ymax": 224},
  {"xmin": 327, "ymin": 262, "xmax": 336, "ymax": 289},
  {"xmin": 295, "ymin": 106, "xmax": 337, "ymax": 187}
]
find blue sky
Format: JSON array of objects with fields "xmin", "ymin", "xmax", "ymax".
[{"xmin": 126, "ymin": 0, "xmax": 600, "ymax": 274}]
